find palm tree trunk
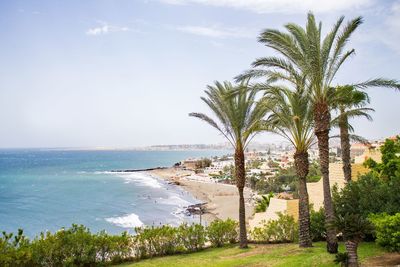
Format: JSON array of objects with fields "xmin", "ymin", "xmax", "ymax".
[
  {"xmin": 235, "ymin": 146, "xmax": 248, "ymax": 248},
  {"xmin": 345, "ymin": 240, "xmax": 359, "ymax": 267},
  {"xmin": 314, "ymin": 101, "xmax": 338, "ymax": 254},
  {"xmin": 339, "ymin": 112, "xmax": 352, "ymax": 183},
  {"xmin": 294, "ymin": 151, "xmax": 312, "ymax": 248}
]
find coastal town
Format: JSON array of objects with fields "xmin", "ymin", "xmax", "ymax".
[{"xmin": 151, "ymin": 136, "xmax": 393, "ymax": 231}]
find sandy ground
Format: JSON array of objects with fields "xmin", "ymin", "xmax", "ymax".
[{"xmin": 149, "ymin": 168, "xmax": 255, "ymax": 224}]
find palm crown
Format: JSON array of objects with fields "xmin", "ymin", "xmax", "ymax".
[
  {"xmin": 237, "ymin": 13, "xmax": 400, "ymax": 101},
  {"xmin": 263, "ymin": 87, "xmax": 314, "ymax": 152},
  {"xmin": 189, "ymin": 81, "xmax": 268, "ymax": 149},
  {"xmin": 331, "ymin": 85, "xmax": 374, "ymax": 132}
]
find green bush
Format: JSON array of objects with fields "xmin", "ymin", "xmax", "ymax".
[
  {"xmin": 31, "ymin": 224, "xmax": 98, "ymax": 266},
  {"xmin": 0, "ymin": 229, "xmax": 32, "ymax": 267},
  {"xmin": 0, "ymin": 219, "xmax": 239, "ymax": 266},
  {"xmin": 310, "ymin": 207, "xmax": 326, "ymax": 241},
  {"xmin": 178, "ymin": 223, "xmax": 206, "ymax": 252},
  {"xmin": 207, "ymin": 219, "xmax": 238, "ymax": 247},
  {"xmin": 134, "ymin": 225, "xmax": 181, "ymax": 258},
  {"xmin": 250, "ymin": 212, "xmax": 298, "ymax": 243},
  {"xmin": 95, "ymin": 230, "xmax": 132, "ymax": 264},
  {"xmin": 29, "ymin": 224, "xmax": 133, "ymax": 266},
  {"xmin": 370, "ymin": 213, "xmax": 400, "ymax": 252}
]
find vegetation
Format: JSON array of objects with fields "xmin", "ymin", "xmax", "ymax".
[
  {"xmin": 364, "ymin": 136, "xmax": 400, "ymax": 181},
  {"xmin": 206, "ymin": 219, "xmax": 238, "ymax": 247},
  {"xmin": 250, "ymin": 212, "xmax": 298, "ymax": 243},
  {"xmin": 249, "ymin": 162, "xmax": 321, "ymax": 196},
  {"xmin": 0, "ymin": 220, "xmax": 239, "ymax": 266},
  {"xmin": 246, "ymin": 159, "xmax": 263, "ymax": 170},
  {"xmin": 194, "ymin": 158, "xmax": 212, "ymax": 170},
  {"xmin": 328, "ymin": 136, "xmax": 400, "ymax": 266},
  {"xmin": 189, "ymin": 81, "xmax": 270, "ymax": 248},
  {"xmin": 118, "ymin": 242, "xmax": 386, "ymax": 267},
  {"xmin": 310, "ymin": 207, "xmax": 326, "ymax": 242},
  {"xmin": 254, "ymin": 192, "xmax": 274, "ymax": 213},
  {"xmin": 370, "ymin": 213, "xmax": 400, "ymax": 252},
  {"xmin": 0, "ymin": 224, "xmax": 132, "ymax": 266},
  {"xmin": 333, "ymin": 183, "xmax": 375, "ymax": 266}
]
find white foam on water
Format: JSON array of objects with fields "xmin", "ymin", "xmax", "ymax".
[
  {"xmin": 105, "ymin": 213, "xmax": 144, "ymax": 228},
  {"xmin": 94, "ymin": 171, "xmax": 114, "ymax": 174},
  {"xmin": 94, "ymin": 171, "xmax": 163, "ymax": 188},
  {"xmin": 113, "ymin": 172, "xmax": 163, "ymax": 188},
  {"xmin": 158, "ymin": 195, "xmax": 192, "ymax": 207}
]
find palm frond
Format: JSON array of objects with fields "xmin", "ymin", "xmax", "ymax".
[{"xmin": 352, "ymin": 78, "xmax": 400, "ymax": 91}]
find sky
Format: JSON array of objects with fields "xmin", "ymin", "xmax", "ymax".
[{"xmin": 0, "ymin": 0, "xmax": 399, "ymax": 148}]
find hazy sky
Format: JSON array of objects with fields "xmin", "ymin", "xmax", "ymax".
[{"xmin": 0, "ymin": 0, "xmax": 399, "ymax": 148}]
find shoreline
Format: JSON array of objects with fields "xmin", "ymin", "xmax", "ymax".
[{"xmin": 148, "ymin": 167, "xmax": 255, "ymax": 224}]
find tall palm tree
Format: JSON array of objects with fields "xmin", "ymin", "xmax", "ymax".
[
  {"xmin": 236, "ymin": 13, "xmax": 400, "ymax": 253},
  {"xmin": 332, "ymin": 85, "xmax": 374, "ymax": 182},
  {"xmin": 262, "ymin": 86, "xmax": 314, "ymax": 247},
  {"xmin": 189, "ymin": 81, "xmax": 268, "ymax": 248}
]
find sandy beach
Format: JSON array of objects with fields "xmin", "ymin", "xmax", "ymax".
[{"xmin": 149, "ymin": 168, "xmax": 255, "ymax": 224}]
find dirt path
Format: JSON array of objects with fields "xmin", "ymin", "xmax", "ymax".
[{"xmin": 362, "ymin": 253, "xmax": 400, "ymax": 266}]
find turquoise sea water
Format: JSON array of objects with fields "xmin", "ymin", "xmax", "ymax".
[{"xmin": 0, "ymin": 149, "xmax": 228, "ymax": 237}]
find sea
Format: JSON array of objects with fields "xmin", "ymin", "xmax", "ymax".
[{"xmin": 0, "ymin": 149, "xmax": 229, "ymax": 238}]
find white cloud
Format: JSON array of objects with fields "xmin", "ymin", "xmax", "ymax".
[
  {"xmin": 86, "ymin": 22, "xmax": 130, "ymax": 36},
  {"xmin": 175, "ymin": 25, "xmax": 255, "ymax": 38},
  {"xmin": 358, "ymin": 1, "xmax": 400, "ymax": 55},
  {"xmin": 380, "ymin": 1, "xmax": 400, "ymax": 54},
  {"xmin": 160, "ymin": 0, "xmax": 374, "ymax": 14}
]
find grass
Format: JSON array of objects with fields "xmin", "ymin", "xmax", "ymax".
[{"xmin": 116, "ymin": 242, "xmax": 387, "ymax": 267}]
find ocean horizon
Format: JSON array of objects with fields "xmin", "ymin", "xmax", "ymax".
[{"xmin": 0, "ymin": 149, "xmax": 229, "ymax": 237}]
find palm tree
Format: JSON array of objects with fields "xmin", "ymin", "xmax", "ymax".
[
  {"xmin": 332, "ymin": 85, "xmax": 374, "ymax": 183},
  {"xmin": 236, "ymin": 13, "xmax": 400, "ymax": 253},
  {"xmin": 262, "ymin": 87, "xmax": 314, "ymax": 247},
  {"xmin": 189, "ymin": 81, "xmax": 269, "ymax": 248}
]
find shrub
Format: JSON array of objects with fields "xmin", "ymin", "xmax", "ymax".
[
  {"xmin": 310, "ymin": 207, "xmax": 326, "ymax": 241},
  {"xmin": 28, "ymin": 225, "xmax": 133, "ymax": 266},
  {"xmin": 207, "ymin": 219, "xmax": 238, "ymax": 247},
  {"xmin": 31, "ymin": 224, "xmax": 98, "ymax": 266},
  {"xmin": 0, "ymin": 229, "xmax": 32, "ymax": 267},
  {"xmin": 133, "ymin": 225, "xmax": 181, "ymax": 259},
  {"xmin": 333, "ymin": 182, "xmax": 374, "ymax": 267},
  {"xmin": 0, "ymin": 219, "xmax": 239, "ymax": 266},
  {"xmin": 95, "ymin": 230, "xmax": 132, "ymax": 264},
  {"xmin": 250, "ymin": 212, "xmax": 298, "ymax": 243},
  {"xmin": 178, "ymin": 223, "xmax": 206, "ymax": 252},
  {"xmin": 370, "ymin": 213, "xmax": 400, "ymax": 252},
  {"xmin": 334, "ymin": 252, "xmax": 349, "ymax": 267}
]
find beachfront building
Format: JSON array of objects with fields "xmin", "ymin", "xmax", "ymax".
[
  {"xmin": 204, "ymin": 159, "xmax": 234, "ymax": 175},
  {"xmin": 181, "ymin": 158, "xmax": 198, "ymax": 170}
]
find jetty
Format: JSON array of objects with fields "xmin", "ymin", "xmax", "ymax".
[{"xmin": 110, "ymin": 167, "xmax": 168, "ymax": 172}]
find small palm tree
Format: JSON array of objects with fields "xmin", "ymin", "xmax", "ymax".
[
  {"xmin": 262, "ymin": 87, "xmax": 314, "ymax": 247},
  {"xmin": 333, "ymin": 183, "xmax": 374, "ymax": 267},
  {"xmin": 332, "ymin": 85, "xmax": 374, "ymax": 182},
  {"xmin": 189, "ymin": 81, "xmax": 269, "ymax": 248},
  {"xmin": 237, "ymin": 13, "xmax": 400, "ymax": 253}
]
